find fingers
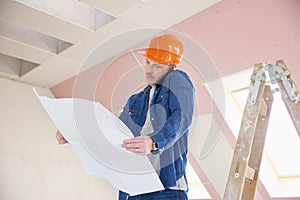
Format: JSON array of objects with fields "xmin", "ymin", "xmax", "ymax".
[
  {"xmin": 55, "ymin": 131, "xmax": 68, "ymax": 145},
  {"xmin": 122, "ymin": 136, "xmax": 152, "ymax": 155},
  {"xmin": 127, "ymin": 146, "xmax": 146, "ymax": 155}
]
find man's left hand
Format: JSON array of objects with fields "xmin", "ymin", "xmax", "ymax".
[{"xmin": 122, "ymin": 136, "xmax": 153, "ymax": 155}]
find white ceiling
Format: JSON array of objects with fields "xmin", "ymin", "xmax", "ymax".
[{"xmin": 0, "ymin": 0, "xmax": 220, "ymax": 88}]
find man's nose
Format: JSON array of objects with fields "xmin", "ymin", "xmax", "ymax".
[{"xmin": 145, "ymin": 64, "xmax": 153, "ymax": 73}]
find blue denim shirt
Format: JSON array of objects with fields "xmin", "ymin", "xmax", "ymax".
[{"xmin": 118, "ymin": 69, "xmax": 195, "ymax": 199}]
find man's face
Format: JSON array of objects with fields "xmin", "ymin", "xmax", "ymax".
[{"xmin": 144, "ymin": 58, "xmax": 172, "ymax": 86}]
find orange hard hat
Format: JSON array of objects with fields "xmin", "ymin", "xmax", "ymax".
[{"xmin": 140, "ymin": 34, "xmax": 184, "ymax": 65}]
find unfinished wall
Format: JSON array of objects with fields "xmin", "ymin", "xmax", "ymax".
[{"xmin": 0, "ymin": 78, "xmax": 117, "ymax": 200}]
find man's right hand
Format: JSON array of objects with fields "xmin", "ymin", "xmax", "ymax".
[{"xmin": 55, "ymin": 131, "xmax": 68, "ymax": 145}]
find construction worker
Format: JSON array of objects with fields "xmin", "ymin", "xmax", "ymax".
[
  {"xmin": 119, "ymin": 33, "xmax": 195, "ymax": 199},
  {"xmin": 56, "ymin": 33, "xmax": 195, "ymax": 200}
]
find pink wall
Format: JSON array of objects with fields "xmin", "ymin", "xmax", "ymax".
[
  {"xmin": 52, "ymin": 0, "xmax": 300, "ymax": 114},
  {"xmin": 173, "ymin": 0, "xmax": 300, "ymax": 85}
]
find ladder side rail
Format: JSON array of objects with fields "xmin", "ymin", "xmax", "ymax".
[
  {"xmin": 275, "ymin": 60, "xmax": 300, "ymax": 139},
  {"xmin": 224, "ymin": 63, "xmax": 266, "ymax": 200},
  {"xmin": 241, "ymin": 86, "xmax": 274, "ymax": 200}
]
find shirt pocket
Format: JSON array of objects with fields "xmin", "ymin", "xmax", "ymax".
[
  {"xmin": 154, "ymin": 90, "xmax": 170, "ymax": 107},
  {"xmin": 124, "ymin": 108, "xmax": 141, "ymax": 124}
]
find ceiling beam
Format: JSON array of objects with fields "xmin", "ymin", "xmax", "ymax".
[{"xmin": 0, "ymin": 0, "xmax": 92, "ymax": 43}]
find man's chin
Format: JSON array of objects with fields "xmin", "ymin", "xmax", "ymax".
[{"xmin": 146, "ymin": 80, "xmax": 156, "ymax": 85}]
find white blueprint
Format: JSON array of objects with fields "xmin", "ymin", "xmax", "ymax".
[{"xmin": 34, "ymin": 88, "xmax": 164, "ymax": 195}]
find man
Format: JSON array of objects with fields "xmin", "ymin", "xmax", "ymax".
[{"xmin": 56, "ymin": 33, "xmax": 195, "ymax": 200}]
